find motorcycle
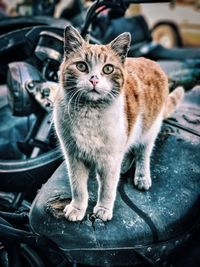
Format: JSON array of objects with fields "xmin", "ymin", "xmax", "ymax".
[{"xmin": 0, "ymin": 0, "xmax": 200, "ymax": 266}]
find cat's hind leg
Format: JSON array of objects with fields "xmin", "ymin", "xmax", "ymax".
[
  {"xmin": 134, "ymin": 114, "xmax": 163, "ymax": 190},
  {"xmin": 134, "ymin": 142, "xmax": 153, "ymax": 190}
]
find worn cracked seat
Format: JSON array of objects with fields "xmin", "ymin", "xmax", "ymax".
[{"xmin": 29, "ymin": 88, "xmax": 200, "ymax": 266}]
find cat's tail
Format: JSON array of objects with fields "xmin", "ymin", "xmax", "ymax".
[{"xmin": 163, "ymin": 86, "xmax": 185, "ymax": 119}]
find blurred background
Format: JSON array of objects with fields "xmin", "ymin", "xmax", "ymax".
[{"xmin": 0, "ymin": 0, "xmax": 200, "ymax": 48}]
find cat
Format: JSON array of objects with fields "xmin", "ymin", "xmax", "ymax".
[{"xmin": 53, "ymin": 25, "xmax": 184, "ymax": 222}]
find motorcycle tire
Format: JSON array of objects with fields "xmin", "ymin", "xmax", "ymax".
[{"xmin": 0, "ymin": 149, "xmax": 62, "ymax": 195}]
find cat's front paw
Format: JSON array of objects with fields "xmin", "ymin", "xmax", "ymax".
[
  {"xmin": 64, "ymin": 204, "xmax": 86, "ymax": 221},
  {"xmin": 93, "ymin": 205, "xmax": 113, "ymax": 221},
  {"xmin": 134, "ymin": 174, "xmax": 152, "ymax": 190}
]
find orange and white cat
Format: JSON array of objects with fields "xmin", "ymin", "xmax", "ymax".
[{"xmin": 54, "ymin": 25, "xmax": 184, "ymax": 222}]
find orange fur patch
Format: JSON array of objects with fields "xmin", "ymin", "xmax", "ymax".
[{"xmin": 124, "ymin": 57, "xmax": 168, "ymax": 135}]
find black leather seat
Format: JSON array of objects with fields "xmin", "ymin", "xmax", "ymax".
[{"xmin": 29, "ymin": 88, "xmax": 200, "ymax": 266}]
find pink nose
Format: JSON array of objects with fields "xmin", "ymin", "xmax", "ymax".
[{"xmin": 89, "ymin": 75, "xmax": 99, "ymax": 87}]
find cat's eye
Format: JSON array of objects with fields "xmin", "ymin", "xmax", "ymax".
[
  {"xmin": 76, "ymin": 62, "xmax": 88, "ymax": 72},
  {"xmin": 103, "ymin": 64, "xmax": 114, "ymax": 74}
]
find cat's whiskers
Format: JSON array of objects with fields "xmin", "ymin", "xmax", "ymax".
[
  {"xmin": 66, "ymin": 89, "xmax": 80, "ymax": 123},
  {"xmin": 67, "ymin": 88, "xmax": 83, "ymax": 124},
  {"xmin": 74, "ymin": 89, "xmax": 85, "ymax": 113}
]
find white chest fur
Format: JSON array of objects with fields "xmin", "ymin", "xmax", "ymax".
[{"xmin": 68, "ymin": 95, "xmax": 127, "ymax": 161}]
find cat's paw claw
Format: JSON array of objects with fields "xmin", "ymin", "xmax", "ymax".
[
  {"xmin": 93, "ymin": 206, "xmax": 113, "ymax": 221},
  {"xmin": 64, "ymin": 204, "xmax": 85, "ymax": 221},
  {"xmin": 134, "ymin": 175, "xmax": 152, "ymax": 190}
]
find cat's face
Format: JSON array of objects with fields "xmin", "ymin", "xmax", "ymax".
[{"xmin": 60, "ymin": 25, "xmax": 131, "ymax": 104}]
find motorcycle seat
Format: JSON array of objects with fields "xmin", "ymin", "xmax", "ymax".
[{"xmin": 29, "ymin": 87, "xmax": 200, "ymax": 266}]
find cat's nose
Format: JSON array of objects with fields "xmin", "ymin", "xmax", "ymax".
[{"xmin": 89, "ymin": 75, "xmax": 99, "ymax": 87}]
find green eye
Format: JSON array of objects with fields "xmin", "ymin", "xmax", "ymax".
[
  {"xmin": 76, "ymin": 62, "xmax": 87, "ymax": 72},
  {"xmin": 103, "ymin": 64, "xmax": 114, "ymax": 74}
]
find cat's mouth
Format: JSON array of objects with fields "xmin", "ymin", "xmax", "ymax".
[
  {"xmin": 81, "ymin": 87, "xmax": 112, "ymax": 102},
  {"xmin": 85, "ymin": 88, "xmax": 105, "ymax": 102},
  {"xmin": 89, "ymin": 88, "xmax": 101, "ymax": 95},
  {"xmin": 85, "ymin": 87, "xmax": 103, "ymax": 98}
]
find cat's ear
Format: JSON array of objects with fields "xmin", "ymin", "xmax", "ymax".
[
  {"xmin": 64, "ymin": 25, "xmax": 85, "ymax": 57},
  {"xmin": 109, "ymin": 32, "xmax": 131, "ymax": 63}
]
